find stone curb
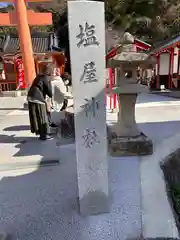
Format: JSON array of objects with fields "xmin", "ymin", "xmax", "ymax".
[
  {"xmin": 0, "ymin": 90, "xmax": 27, "ymax": 98},
  {"xmin": 131, "ymin": 238, "xmax": 180, "ymax": 239},
  {"xmin": 140, "ymin": 133, "xmax": 180, "ymax": 239},
  {"xmin": 0, "ymin": 159, "xmax": 59, "ymax": 171},
  {"xmin": 150, "ymin": 90, "xmax": 180, "ymax": 99},
  {"xmin": 142, "ymin": 238, "xmax": 180, "ymax": 240},
  {"xmin": 129, "ymin": 238, "xmax": 180, "ymax": 240},
  {"xmin": 150, "ymin": 90, "xmax": 171, "ymax": 93}
]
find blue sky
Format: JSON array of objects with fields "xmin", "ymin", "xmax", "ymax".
[{"xmin": 0, "ymin": 3, "xmax": 8, "ymax": 7}]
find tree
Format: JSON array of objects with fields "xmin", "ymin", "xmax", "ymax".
[
  {"xmin": 0, "ymin": 0, "xmax": 179, "ymax": 45},
  {"xmin": 105, "ymin": 0, "xmax": 180, "ymax": 43}
]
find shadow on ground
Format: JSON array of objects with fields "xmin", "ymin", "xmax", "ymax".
[
  {"xmin": 0, "ymin": 150, "xmax": 78, "ymax": 240},
  {"xmin": 0, "ymin": 143, "xmax": 142, "ymax": 240},
  {"xmin": 3, "ymin": 125, "xmax": 30, "ymax": 131},
  {"xmin": 0, "ymin": 133, "xmax": 61, "ymax": 160},
  {"xmin": 136, "ymin": 93, "xmax": 178, "ymax": 104},
  {"xmin": 0, "ymin": 134, "xmax": 34, "ymax": 144},
  {"xmin": 139, "ymin": 120, "xmax": 180, "ymax": 143},
  {"xmin": 108, "ymin": 120, "xmax": 180, "ymax": 146},
  {"xmin": 1, "ymin": 119, "xmax": 180, "ymax": 158},
  {"xmin": 0, "ymin": 108, "xmax": 26, "ymax": 111}
]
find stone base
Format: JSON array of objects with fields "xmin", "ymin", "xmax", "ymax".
[
  {"xmin": 23, "ymin": 101, "xmax": 28, "ymax": 110},
  {"xmin": 56, "ymin": 108, "xmax": 75, "ymax": 145},
  {"xmin": 50, "ymin": 127, "xmax": 57, "ymax": 135},
  {"xmin": 79, "ymin": 191, "xmax": 109, "ymax": 216},
  {"xmin": 109, "ymin": 133, "xmax": 153, "ymax": 156}
]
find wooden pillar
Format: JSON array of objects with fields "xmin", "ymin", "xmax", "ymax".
[
  {"xmin": 171, "ymin": 48, "xmax": 174, "ymax": 88},
  {"xmin": 168, "ymin": 50, "xmax": 171, "ymax": 89},
  {"xmin": 178, "ymin": 48, "xmax": 180, "ymax": 79},
  {"xmin": 156, "ymin": 54, "xmax": 160, "ymax": 89},
  {"xmin": 176, "ymin": 48, "xmax": 180, "ymax": 88},
  {"xmin": 14, "ymin": 0, "xmax": 36, "ymax": 87},
  {"xmin": 14, "ymin": 58, "xmax": 18, "ymax": 88},
  {"xmin": 168, "ymin": 48, "xmax": 174, "ymax": 89},
  {"xmin": 3, "ymin": 62, "xmax": 7, "ymax": 81}
]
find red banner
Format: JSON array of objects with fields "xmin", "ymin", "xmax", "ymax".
[{"xmin": 15, "ymin": 57, "xmax": 26, "ymax": 90}]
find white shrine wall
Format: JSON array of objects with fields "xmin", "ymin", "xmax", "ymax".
[
  {"xmin": 157, "ymin": 47, "xmax": 179, "ymax": 76},
  {"xmin": 159, "ymin": 53, "xmax": 169, "ymax": 75},
  {"xmin": 155, "ymin": 63, "xmax": 158, "ymax": 75},
  {"xmin": 173, "ymin": 47, "xmax": 179, "ymax": 74}
]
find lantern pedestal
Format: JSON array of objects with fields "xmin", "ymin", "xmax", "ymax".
[{"xmin": 109, "ymin": 89, "xmax": 153, "ymax": 156}]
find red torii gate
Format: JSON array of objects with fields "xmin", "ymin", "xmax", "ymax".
[{"xmin": 0, "ymin": 0, "xmax": 52, "ymax": 86}]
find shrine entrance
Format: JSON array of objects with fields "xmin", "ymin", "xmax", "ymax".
[
  {"xmin": 151, "ymin": 34, "xmax": 180, "ymax": 90},
  {"xmin": 0, "ymin": 0, "xmax": 52, "ymax": 87},
  {"xmin": 0, "ymin": 33, "xmax": 66, "ymax": 92}
]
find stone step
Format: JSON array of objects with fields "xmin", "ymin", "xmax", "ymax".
[{"xmin": 0, "ymin": 90, "xmax": 27, "ymax": 98}]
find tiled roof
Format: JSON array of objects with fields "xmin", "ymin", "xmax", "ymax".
[
  {"xmin": 4, "ymin": 36, "xmax": 20, "ymax": 53},
  {"xmin": 151, "ymin": 34, "xmax": 180, "ymax": 54},
  {"xmin": 0, "ymin": 35, "xmax": 7, "ymax": 51},
  {"xmin": 159, "ymin": 35, "xmax": 180, "ymax": 49},
  {"xmin": 3, "ymin": 32, "xmax": 56, "ymax": 54}
]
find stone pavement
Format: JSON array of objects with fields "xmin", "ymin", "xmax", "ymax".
[
  {"xmin": 107, "ymin": 93, "xmax": 180, "ymax": 145},
  {"xmin": 0, "ymin": 97, "xmax": 60, "ymax": 171},
  {"xmin": 0, "ymin": 93, "xmax": 180, "ymax": 239},
  {"xmin": 151, "ymin": 90, "xmax": 180, "ymax": 99},
  {"xmin": 0, "ymin": 233, "xmax": 7, "ymax": 240},
  {"xmin": 0, "ymin": 96, "xmax": 26, "ymax": 121},
  {"xmin": 0, "ymin": 150, "xmax": 142, "ymax": 240}
]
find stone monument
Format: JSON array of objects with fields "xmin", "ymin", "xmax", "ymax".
[
  {"xmin": 68, "ymin": 0, "xmax": 109, "ymax": 216},
  {"xmin": 107, "ymin": 32, "xmax": 155, "ymax": 156}
]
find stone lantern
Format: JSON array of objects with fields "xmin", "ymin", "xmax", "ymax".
[{"xmin": 107, "ymin": 32, "xmax": 155, "ymax": 156}]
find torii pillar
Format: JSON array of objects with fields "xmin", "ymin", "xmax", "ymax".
[{"xmin": 0, "ymin": 0, "xmax": 52, "ymax": 87}]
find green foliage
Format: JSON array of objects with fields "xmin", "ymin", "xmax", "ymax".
[
  {"xmin": 0, "ymin": 4, "xmax": 14, "ymax": 12},
  {"xmin": 105, "ymin": 0, "xmax": 180, "ymax": 42},
  {"xmin": 0, "ymin": 27, "xmax": 17, "ymax": 34},
  {"xmin": 29, "ymin": 25, "xmax": 54, "ymax": 33},
  {"xmin": 0, "ymin": 0, "xmax": 179, "ymax": 44}
]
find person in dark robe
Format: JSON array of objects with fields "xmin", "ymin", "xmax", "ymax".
[{"xmin": 27, "ymin": 65, "xmax": 53, "ymax": 140}]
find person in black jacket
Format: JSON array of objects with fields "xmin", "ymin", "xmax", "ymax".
[{"xmin": 27, "ymin": 65, "xmax": 53, "ymax": 140}]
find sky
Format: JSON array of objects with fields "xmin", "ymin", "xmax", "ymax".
[{"xmin": 0, "ymin": 3, "xmax": 8, "ymax": 7}]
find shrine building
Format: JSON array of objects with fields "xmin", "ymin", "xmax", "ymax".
[
  {"xmin": 0, "ymin": 32, "xmax": 66, "ymax": 91},
  {"xmin": 106, "ymin": 38, "xmax": 151, "ymax": 60},
  {"xmin": 150, "ymin": 34, "xmax": 180, "ymax": 89}
]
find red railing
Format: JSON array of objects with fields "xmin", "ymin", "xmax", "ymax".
[
  {"xmin": 0, "ymin": 81, "xmax": 16, "ymax": 92},
  {"xmin": 106, "ymin": 68, "xmax": 118, "ymax": 111},
  {"xmin": 0, "ymin": 68, "xmax": 118, "ymax": 112}
]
